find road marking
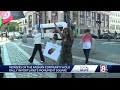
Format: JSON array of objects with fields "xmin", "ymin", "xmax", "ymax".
[
  {"xmin": 102, "ymin": 42, "xmax": 117, "ymax": 44},
  {"xmin": 73, "ymin": 56, "xmax": 120, "ymax": 65},
  {"xmin": 3, "ymin": 44, "xmax": 16, "ymax": 78},
  {"xmin": 11, "ymin": 42, "xmax": 57, "ymax": 78}
]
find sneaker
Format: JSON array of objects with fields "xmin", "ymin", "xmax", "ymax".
[{"xmin": 41, "ymin": 60, "xmax": 45, "ymax": 62}]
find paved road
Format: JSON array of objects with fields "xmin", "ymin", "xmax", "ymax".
[{"xmin": 13, "ymin": 38, "xmax": 120, "ymax": 63}]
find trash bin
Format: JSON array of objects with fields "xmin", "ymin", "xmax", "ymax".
[
  {"xmin": 91, "ymin": 38, "xmax": 96, "ymax": 54},
  {"xmin": 22, "ymin": 34, "xmax": 27, "ymax": 43}
]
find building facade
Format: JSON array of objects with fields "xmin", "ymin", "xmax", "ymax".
[
  {"xmin": 109, "ymin": 11, "xmax": 120, "ymax": 33},
  {"xmin": 19, "ymin": 11, "xmax": 46, "ymax": 35},
  {"xmin": 77, "ymin": 11, "xmax": 110, "ymax": 35},
  {"xmin": 46, "ymin": 11, "xmax": 110, "ymax": 36},
  {"xmin": 19, "ymin": 11, "xmax": 110, "ymax": 36}
]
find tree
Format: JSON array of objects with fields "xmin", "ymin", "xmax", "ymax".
[
  {"xmin": 0, "ymin": 22, "xmax": 19, "ymax": 32},
  {"xmin": 8, "ymin": 22, "xmax": 19, "ymax": 32}
]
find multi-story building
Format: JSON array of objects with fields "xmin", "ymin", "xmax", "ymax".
[
  {"xmin": 46, "ymin": 11, "xmax": 110, "ymax": 36},
  {"xmin": 109, "ymin": 11, "xmax": 120, "ymax": 33},
  {"xmin": 19, "ymin": 11, "xmax": 110, "ymax": 36},
  {"xmin": 18, "ymin": 18, "xmax": 27, "ymax": 33},
  {"xmin": 77, "ymin": 11, "xmax": 110, "ymax": 35},
  {"xmin": 19, "ymin": 11, "xmax": 46, "ymax": 35}
]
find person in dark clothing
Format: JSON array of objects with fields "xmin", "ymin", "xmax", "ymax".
[
  {"xmin": 5, "ymin": 32, "xmax": 8, "ymax": 40},
  {"xmin": 54, "ymin": 22, "xmax": 75, "ymax": 78},
  {"xmin": 114, "ymin": 31, "xmax": 117, "ymax": 40}
]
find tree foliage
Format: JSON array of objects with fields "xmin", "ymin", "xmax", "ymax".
[{"xmin": 0, "ymin": 22, "xmax": 19, "ymax": 32}]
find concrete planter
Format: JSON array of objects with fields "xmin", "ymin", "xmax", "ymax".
[
  {"xmin": 22, "ymin": 34, "xmax": 27, "ymax": 43},
  {"xmin": 9, "ymin": 35, "xmax": 15, "ymax": 41}
]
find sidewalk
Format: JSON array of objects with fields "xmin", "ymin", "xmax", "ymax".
[{"xmin": 2, "ymin": 41, "xmax": 53, "ymax": 78}]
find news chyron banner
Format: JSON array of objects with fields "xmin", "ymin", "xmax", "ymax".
[{"xmin": 0, "ymin": 65, "xmax": 110, "ymax": 73}]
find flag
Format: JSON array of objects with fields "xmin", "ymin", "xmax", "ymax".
[
  {"xmin": 0, "ymin": 11, "xmax": 25, "ymax": 24},
  {"xmin": 0, "ymin": 16, "xmax": 2, "ymax": 27}
]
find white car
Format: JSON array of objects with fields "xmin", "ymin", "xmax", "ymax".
[{"xmin": 14, "ymin": 32, "xmax": 22, "ymax": 39}]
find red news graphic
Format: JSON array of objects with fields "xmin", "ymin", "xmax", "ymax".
[{"xmin": 100, "ymin": 65, "xmax": 108, "ymax": 72}]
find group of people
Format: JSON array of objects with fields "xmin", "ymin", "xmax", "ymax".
[{"xmin": 28, "ymin": 22, "xmax": 93, "ymax": 78}]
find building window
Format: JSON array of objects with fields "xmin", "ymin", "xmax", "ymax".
[
  {"xmin": 116, "ymin": 25, "xmax": 120, "ymax": 30},
  {"xmin": 80, "ymin": 11, "xmax": 85, "ymax": 18},
  {"xmin": 110, "ymin": 25, "xmax": 115, "ymax": 30},
  {"xmin": 101, "ymin": 14, "xmax": 105, "ymax": 27},
  {"xmin": 39, "ymin": 11, "xmax": 43, "ymax": 23},
  {"xmin": 51, "ymin": 11, "xmax": 58, "ymax": 22},
  {"xmin": 92, "ymin": 12, "xmax": 96, "ymax": 27},
  {"xmin": 36, "ymin": 14, "xmax": 38, "ymax": 24},
  {"xmin": 97, "ymin": 13, "xmax": 101, "ymax": 21},
  {"xmin": 25, "ymin": 19, "xmax": 27, "ymax": 23},
  {"xmin": 86, "ymin": 11, "xmax": 91, "ymax": 26},
  {"xmin": 80, "ymin": 11, "xmax": 85, "ymax": 25},
  {"xmin": 106, "ymin": 15, "xmax": 109, "ymax": 28},
  {"xmin": 19, "ymin": 27, "xmax": 22, "ymax": 32},
  {"xmin": 24, "ymin": 26, "xmax": 26, "ymax": 33},
  {"xmin": 80, "ymin": 18, "xmax": 85, "ymax": 25},
  {"xmin": 73, "ymin": 11, "xmax": 78, "ymax": 24},
  {"xmin": 28, "ymin": 15, "xmax": 32, "ymax": 28}
]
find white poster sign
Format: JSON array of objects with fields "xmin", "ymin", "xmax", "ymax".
[{"xmin": 43, "ymin": 42, "xmax": 61, "ymax": 61}]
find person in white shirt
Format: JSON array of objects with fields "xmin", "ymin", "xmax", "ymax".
[
  {"xmin": 29, "ymin": 30, "xmax": 45, "ymax": 63},
  {"xmin": 79, "ymin": 29, "xmax": 92, "ymax": 64}
]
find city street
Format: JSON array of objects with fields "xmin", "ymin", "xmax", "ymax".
[
  {"xmin": 13, "ymin": 38, "xmax": 120, "ymax": 64},
  {"xmin": 1, "ymin": 37, "xmax": 120, "ymax": 78}
]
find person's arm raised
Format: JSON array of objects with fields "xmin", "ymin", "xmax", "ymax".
[{"xmin": 54, "ymin": 22, "xmax": 63, "ymax": 38}]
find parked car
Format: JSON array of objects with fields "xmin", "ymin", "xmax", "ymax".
[
  {"xmin": 14, "ymin": 32, "xmax": 22, "ymax": 39},
  {"xmin": 91, "ymin": 34, "xmax": 98, "ymax": 39},
  {"xmin": 100, "ymin": 33, "xmax": 114, "ymax": 39},
  {"xmin": 117, "ymin": 33, "xmax": 120, "ymax": 39}
]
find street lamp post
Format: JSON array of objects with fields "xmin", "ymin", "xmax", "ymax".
[{"xmin": 96, "ymin": 21, "xmax": 101, "ymax": 39}]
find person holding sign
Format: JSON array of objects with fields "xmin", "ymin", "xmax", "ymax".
[
  {"xmin": 54, "ymin": 22, "xmax": 75, "ymax": 78},
  {"xmin": 29, "ymin": 30, "xmax": 45, "ymax": 63}
]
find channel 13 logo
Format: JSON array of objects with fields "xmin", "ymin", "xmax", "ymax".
[{"xmin": 100, "ymin": 65, "xmax": 108, "ymax": 72}]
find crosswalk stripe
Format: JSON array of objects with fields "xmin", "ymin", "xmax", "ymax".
[{"xmin": 3, "ymin": 44, "xmax": 16, "ymax": 78}]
